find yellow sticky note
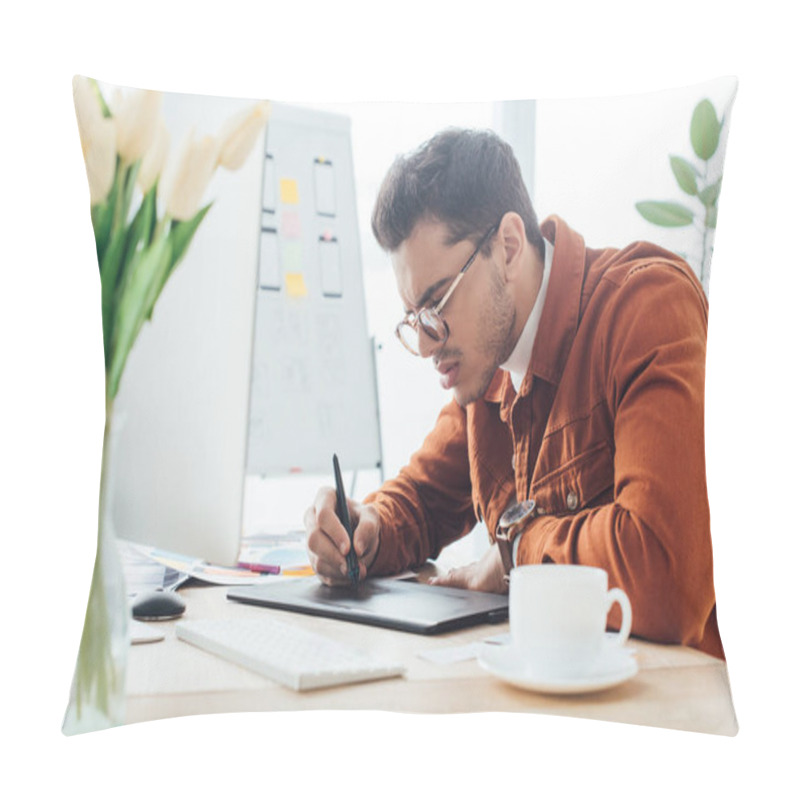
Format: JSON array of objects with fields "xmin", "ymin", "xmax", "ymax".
[
  {"xmin": 282, "ymin": 565, "xmax": 314, "ymax": 577},
  {"xmin": 280, "ymin": 178, "xmax": 300, "ymax": 204},
  {"xmin": 285, "ymin": 272, "xmax": 308, "ymax": 298}
]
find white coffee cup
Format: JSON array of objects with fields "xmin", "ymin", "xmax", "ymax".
[{"xmin": 509, "ymin": 564, "xmax": 632, "ymax": 678}]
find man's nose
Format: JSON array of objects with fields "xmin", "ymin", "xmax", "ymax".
[{"xmin": 417, "ymin": 328, "xmax": 443, "ymax": 360}]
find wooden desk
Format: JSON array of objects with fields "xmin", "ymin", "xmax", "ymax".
[{"xmin": 124, "ymin": 580, "xmax": 737, "ymax": 736}]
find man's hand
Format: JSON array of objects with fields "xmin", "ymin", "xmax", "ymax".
[
  {"xmin": 428, "ymin": 543, "xmax": 508, "ymax": 594},
  {"xmin": 304, "ymin": 487, "xmax": 381, "ymax": 586}
]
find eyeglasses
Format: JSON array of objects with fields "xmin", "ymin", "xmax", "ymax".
[{"xmin": 395, "ymin": 222, "xmax": 500, "ymax": 356}]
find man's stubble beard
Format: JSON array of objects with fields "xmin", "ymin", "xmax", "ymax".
[{"xmin": 454, "ymin": 274, "xmax": 517, "ymax": 407}]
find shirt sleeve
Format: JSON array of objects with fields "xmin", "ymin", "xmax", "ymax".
[
  {"xmin": 516, "ymin": 264, "xmax": 718, "ymax": 653},
  {"xmin": 363, "ymin": 399, "xmax": 476, "ymax": 576}
]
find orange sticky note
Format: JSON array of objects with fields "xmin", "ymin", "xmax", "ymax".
[
  {"xmin": 282, "ymin": 565, "xmax": 314, "ymax": 577},
  {"xmin": 285, "ymin": 272, "xmax": 307, "ymax": 298},
  {"xmin": 280, "ymin": 178, "xmax": 300, "ymax": 204}
]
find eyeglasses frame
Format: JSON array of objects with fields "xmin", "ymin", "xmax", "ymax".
[{"xmin": 395, "ymin": 220, "xmax": 501, "ymax": 356}]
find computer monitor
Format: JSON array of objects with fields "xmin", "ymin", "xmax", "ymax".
[
  {"xmin": 105, "ymin": 90, "xmax": 260, "ymax": 566},
  {"xmin": 105, "ymin": 96, "xmax": 378, "ymax": 567}
]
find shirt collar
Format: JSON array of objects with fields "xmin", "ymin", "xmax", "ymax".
[
  {"xmin": 499, "ymin": 238, "xmax": 554, "ymax": 391},
  {"xmin": 483, "ymin": 216, "xmax": 587, "ymax": 405}
]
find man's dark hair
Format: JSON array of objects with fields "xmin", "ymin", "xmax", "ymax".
[{"xmin": 371, "ymin": 127, "xmax": 545, "ymax": 259}]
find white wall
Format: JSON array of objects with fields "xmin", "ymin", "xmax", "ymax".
[{"xmin": 534, "ymin": 78, "xmax": 737, "ymax": 294}]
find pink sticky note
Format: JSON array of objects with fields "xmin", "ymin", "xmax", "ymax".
[{"xmin": 282, "ymin": 211, "xmax": 302, "ymax": 239}]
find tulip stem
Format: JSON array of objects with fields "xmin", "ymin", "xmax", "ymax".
[{"xmin": 153, "ymin": 214, "xmax": 170, "ymax": 243}]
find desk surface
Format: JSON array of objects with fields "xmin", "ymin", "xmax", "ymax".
[{"xmin": 125, "ymin": 575, "xmax": 737, "ymax": 736}]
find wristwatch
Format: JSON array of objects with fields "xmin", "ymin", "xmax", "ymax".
[{"xmin": 496, "ymin": 500, "xmax": 537, "ymax": 584}]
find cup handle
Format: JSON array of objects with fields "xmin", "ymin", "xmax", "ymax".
[{"xmin": 606, "ymin": 587, "xmax": 632, "ymax": 646}]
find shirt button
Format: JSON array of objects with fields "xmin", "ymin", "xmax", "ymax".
[{"xmin": 566, "ymin": 491, "xmax": 579, "ymax": 511}]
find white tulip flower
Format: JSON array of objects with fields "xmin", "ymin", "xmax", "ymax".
[
  {"xmin": 73, "ymin": 76, "xmax": 117, "ymax": 205},
  {"xmin": 112, "ymin": 88, "xmax": 162, "ymax": 165},
  {"xmin": 73, "ymin": 75, "xmax": 105, "ymax": 129},
  {"xmin": 217, "ymin": 100, "xmax": 270, "ymax": 171},
  {"xmin": 161, "ymin": 129, "xmax": 220, "ymax": 222},
  {"xmin": 137, "ymin": 117, "xmax": 170, "ymax": 195}
]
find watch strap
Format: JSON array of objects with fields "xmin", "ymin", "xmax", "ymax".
[
  {"xmin": 496, "ymin": 500, "xmax": 537, "ymax": 583},
  {"xmin": 496, "ymin": 529, "xmax": 516, "ymax": 583}
]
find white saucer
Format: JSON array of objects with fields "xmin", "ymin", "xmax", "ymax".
[{"xmin": 477, "ymin": 641, "xmax": 638, "ymax": 695}]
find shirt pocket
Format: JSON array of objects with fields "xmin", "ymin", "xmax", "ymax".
[{"xmin": 530, "ymin": 440, "xmax": 614, "ymax": 516}]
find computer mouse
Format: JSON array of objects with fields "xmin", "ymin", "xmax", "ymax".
[{"xmin": 131, "ymin": 590, "xmax": 186, "ymax": 621}]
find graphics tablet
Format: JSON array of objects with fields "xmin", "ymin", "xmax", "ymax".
[{"xmin": 227, "ymin": 577, "xmax": 509, "ymax": 634}]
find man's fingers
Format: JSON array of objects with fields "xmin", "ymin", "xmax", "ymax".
[
  {"xmin": 428, "ymin": 549, "xmax": 508, "ymax": 595},
  {"xmin": 352, "ymin": 522, "xmax": 373, "ymax": 558},
  {"xmin": 303, "ymin": 505, "xmax": 316, "ymax": 532},
  {"xmin": 307, "ymin": 489, "xmax": 379, "ymax": 581},
  {"xmin": 351, "ymin": 504, "xmax": 380, "ymax": 567},
  {"xmin": 430, "ymin": 566, "xmax": 471, "ymax": 590},
  {"xmin": 309, "ymin": 487, "xmax": 352, "ymax": 555},
  {"xmin": 307, "ymin": 525, "xmax": 347, "ymax": 572},
  {"xmin": 319, "ymin": 505, "xmax": 353, "ymax": 554},
  {"xmin": 307, "ymin": 543, "xmax": 351, "ymax": 586}
]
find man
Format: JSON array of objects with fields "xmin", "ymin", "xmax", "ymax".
[{"xmin": 304, "ymin": 128, "xmax": 723, "ymax": 659}]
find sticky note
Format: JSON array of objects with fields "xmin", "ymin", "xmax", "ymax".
[
  {"xmin": 282, "ymin": 565, "xmax": 315, "ymax": 577},
  {"xmin": 280, "ymin": 178, "xmax": 300, "ymax": 204},
  {"xmin": 282, "ymin": 242, "xmax": 303, "ymax": 272},
  {"xmin": 285, "ymin": 272, "xmax": 307, "ymax": 298},
  {"xmin": 281, "ymin": 210, "xmax": 302, "ymax": 239}
]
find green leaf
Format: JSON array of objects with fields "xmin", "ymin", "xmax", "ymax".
[
  {"xmin": 170, "ymin": 203, "xmax": 213, "ymax": 267},
  {"xmin": 146, "ymin": 182, "xmax": 159, "ymax": 246},
  {"xmin": 690, "ymin": 99, "xmax": 720, "ymax": 161},
  {"xmin": 635, "ymin": 201, "xmax": 695, "ymax": 227},
  {"xmin": 89, "ymin": 78, "xmax": 112, "ymax": 118},
  {"xmin": 698, "ymin": 178, "xmax": 722, "ymax": 207},
  {"xmin": 91, "ymin": 201, "xmax": 113, "ymax": 267},
  {"xmin": 669, "ymin": 156, "xmax": 699, "ymax": 196},
  {"xmin": 706, "ymin": 204, "xmax": 718, "ymax": 229},
  {"xmin": 119, "ymin": 161, "xmax": 141, "ymax": 230},
  {"xmin": 91, "ymin": 158, "xmax": 123, "ymax": 266},
  {"xmin": 107, "ymin": 237, "xmax": 173, "ymax": 399},
  {"xmin": 99, "ymin": 225, "xmax": 128, "ymax": 368},
  {"xmin": 146, "ymin": 203, "xmax": 213, "ymax": 321},
  {"xmin": 122, "ymin": 184, "xmax": 157, "ymax": 269}
]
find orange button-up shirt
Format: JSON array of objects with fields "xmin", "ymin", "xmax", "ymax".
[{"xmin": 365, "ymin": 216, "xmax": 723, "ymax": 659}]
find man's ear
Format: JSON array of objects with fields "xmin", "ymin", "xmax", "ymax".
[{"xmin": 498, "ymin": 212, "xmax": 527, "ymax": 282}]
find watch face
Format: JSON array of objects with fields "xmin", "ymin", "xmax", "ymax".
[{"xmin": 500, "ymin": 500, "xmax": 536, "ymax": 528}]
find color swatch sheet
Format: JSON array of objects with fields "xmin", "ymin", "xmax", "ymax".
[{"xmin": 238, "ymin": 531, "xmax": 314, "ymax": 577}]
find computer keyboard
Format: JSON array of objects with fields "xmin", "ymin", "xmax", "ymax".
[{"xmin": 176, "ymin": 617, "xmax": 405, "ymax": 691}]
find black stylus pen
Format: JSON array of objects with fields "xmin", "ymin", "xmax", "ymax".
[{"xmin": 333, "ymin": 453, "xmax": 359, "ymax": 589}]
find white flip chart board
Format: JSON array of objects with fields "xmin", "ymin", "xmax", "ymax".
[{"xmin": 246, "ymin": 104, "xmax": 382, "ymax": 476}]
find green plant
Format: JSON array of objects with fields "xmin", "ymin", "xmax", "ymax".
[
  {"xmin": 635, "ymin": 98, "xmax": 726, "ymax": 292},
  {"xmin": 66, "ymin": 77, "xmax": 269, "ymax": 731}
]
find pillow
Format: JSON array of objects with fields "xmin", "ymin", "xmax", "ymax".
[{"xmin": 64, "ymin": 76, "xmax": 738, "ymax": 737}]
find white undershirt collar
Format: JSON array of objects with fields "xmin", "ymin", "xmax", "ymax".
[{"xmin": 499, "ymin": 239, "xmax": 554, "ymax": 391}]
